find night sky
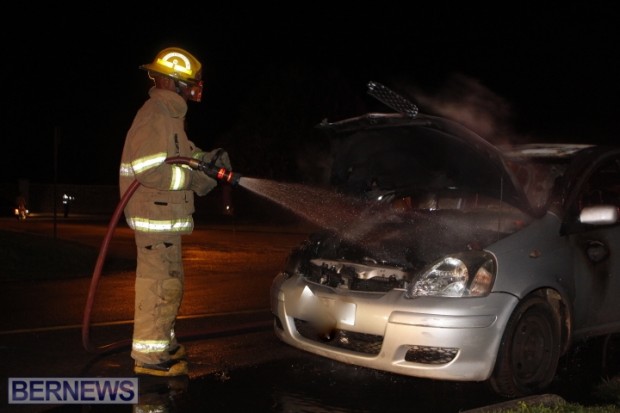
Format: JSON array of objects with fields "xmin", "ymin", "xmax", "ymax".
[{"xmin": 3, "ymin": 3, "xmax": 619, "ymax": 185}]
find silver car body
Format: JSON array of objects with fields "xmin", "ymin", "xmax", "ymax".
[{"xmin": 270, "ymin": 111, "xmax": 620, "ymax": 396}]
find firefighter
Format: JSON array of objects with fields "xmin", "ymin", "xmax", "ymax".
[{"xmin": 119, "ymin": 47, "xmax": 231, "ymax": 377}]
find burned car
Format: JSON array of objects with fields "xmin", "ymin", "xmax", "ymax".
[{"xmin": 270, "ymin": 82, "xmax": 620, "ymax": 397}]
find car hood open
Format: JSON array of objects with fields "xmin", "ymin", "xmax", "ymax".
[{"xmin": 319, "ymin": 113, "xmax": 539, "ymax": 217}]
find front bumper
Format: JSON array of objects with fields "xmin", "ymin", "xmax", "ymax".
[{"xmin": 270, "ymin": 272, "xmax": 518, "ymax": 382}]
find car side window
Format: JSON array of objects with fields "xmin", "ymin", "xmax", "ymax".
[{"xmin": 578, "ymin": 158, "xmax": 620, "ymax": 209}]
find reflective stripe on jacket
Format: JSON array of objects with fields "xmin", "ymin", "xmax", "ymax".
[{"xmin": 119, "ymin": 88, "xmax": 203, "ymax": 234}]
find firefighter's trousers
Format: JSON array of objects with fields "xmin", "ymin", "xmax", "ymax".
[{"xmin": 131, "ymin": 232, "xmax": 184, "ymax": 364}]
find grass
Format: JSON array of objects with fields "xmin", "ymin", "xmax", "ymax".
[
  {"xmin": 492, "ymin": 401, "xmax": 620, "ymax": 412},
  {"xmin": 592, "ymin": 377, "xmax": 620, "ymax": 408},
  {"xmin": 467, "ymin": 378, "xmax": 620, "ymax": 412}
]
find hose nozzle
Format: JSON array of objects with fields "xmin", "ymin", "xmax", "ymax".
[
  {"xmin": 166, "ymin": 157, "xmax": 241, "ymax": 186},
  {"xmin": 200, "ymin": 163, "xmax": 241, "ymax": 186}
]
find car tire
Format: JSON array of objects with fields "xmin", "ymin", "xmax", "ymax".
[{"xmin": 489, "ymin": 295, "xmax": 561, "ymax": 398}]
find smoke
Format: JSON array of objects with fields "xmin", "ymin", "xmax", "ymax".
[
  {"xmin": 294, "ymin": 74, "xmax": 532, "ymax": 185},
  {"xmin": 409, "ymin": 73, "xmax": 527, "ymax": 147},
  {"xmin": 295, "ymin": 139, "xmax": 334, "ymax": 185}
]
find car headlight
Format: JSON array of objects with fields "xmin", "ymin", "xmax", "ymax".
[{"xmin": 406, "ymin": 251, "xmax": 496, "ymax": 298}]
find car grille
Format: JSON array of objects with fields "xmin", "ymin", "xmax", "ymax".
[{"xmin": 294, "ymin": 319, "xmax": 383, "ymax": 355}]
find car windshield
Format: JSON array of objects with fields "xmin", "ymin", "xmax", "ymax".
[
  {"xmin": 327, "ymin": 120, "xmax": 527, "ymax": 213},
  {"xmin": 319, "ymin": 120, "xmax": 535, "ymax": 245}
]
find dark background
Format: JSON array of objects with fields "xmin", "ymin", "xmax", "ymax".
[{"xmin": 3, "ymin": 3, "xmax": 619, "ymax": 185}]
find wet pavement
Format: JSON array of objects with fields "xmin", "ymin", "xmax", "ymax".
[
  {"xmin": 6, "ymin": 311, "xmax": 619, "ymax": 413},
  {"xmin": 3, "ymin": 309, "xmax": 514, "ymax": 413}
]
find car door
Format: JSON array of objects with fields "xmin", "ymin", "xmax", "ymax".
[{"xmin": 565, "ymin": 154, "xmax": 620, "ymax": 335}]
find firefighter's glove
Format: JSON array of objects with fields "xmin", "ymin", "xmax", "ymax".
[
  {"xmin": 189, "ymin": 170, "xmax": 217, "ymax": 197},
  {"xmin": 202, "ymin": 148, "xmax": 232, "ymax": 170}
]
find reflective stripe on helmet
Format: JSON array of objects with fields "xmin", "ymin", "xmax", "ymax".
[
  {"xmin": 156, "ymin": 51, "xmax": 194, "ymax": 77},
  {"xmin": 140, "ymin": 47, "xmax": 202, "ymax": 84}
]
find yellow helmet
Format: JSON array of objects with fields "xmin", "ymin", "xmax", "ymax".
[{"xmin": 140, "ymin": 47, "xmax": 202, "ymax": 84}]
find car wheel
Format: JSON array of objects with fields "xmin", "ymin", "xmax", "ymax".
[{"xmin": 489, "ymin": 296, "xmax": 561, "ymax": 398}]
